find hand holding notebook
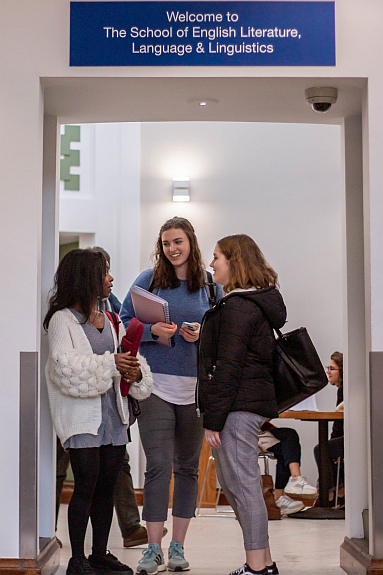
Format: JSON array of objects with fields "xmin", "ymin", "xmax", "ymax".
[{"xmin": 130, "ymin": 285, "xmax": 175, "ymax": 348}]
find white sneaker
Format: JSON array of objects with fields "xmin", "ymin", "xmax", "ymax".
[
  {"xmin": 284, "ymin": 476, "xmax": 317, "ymax": 497},
  {"xmin": 275, "ymin": 495, "xmax": 305, "ymax": 515}
]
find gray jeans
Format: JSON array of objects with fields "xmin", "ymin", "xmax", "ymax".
[
  {"xmin": 138, "ymin": 393, "xmax": 204, "ymax": 522},
  {"xmin": 213, "ymin": 411, "xmax": 269, "ymax": 550}
]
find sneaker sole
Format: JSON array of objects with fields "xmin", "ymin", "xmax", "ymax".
[
  {"xmin": 284, "ymin": 491, "xmax": 316, "ymax": 499},
  {"xmin": 136, "ymin": 565, "xmax": 167, "ymax": 575},
  {"xmin": 92, "ymin": 568, "xmax": 133, "ymax": 575},
  {"xmin": 167, "ymin": 567, "xmax": 190, "ymax": 572},
  {"xmin": 281, "ymin": 506, "xmax": 305, "ymax": 516}
]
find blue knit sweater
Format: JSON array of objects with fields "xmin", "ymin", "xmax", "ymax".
[{"xmin": 120, "ymin": 269, "xmax": 222, "ymax": 377}]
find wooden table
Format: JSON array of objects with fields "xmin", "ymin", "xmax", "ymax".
[{"xmin": 278, "ymin": 410, "xmax": 344, "ymax": 519}]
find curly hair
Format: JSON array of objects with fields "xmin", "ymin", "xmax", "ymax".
[
  {"xmin": 151, "ymin": 217, "xmax": 205, "ymax": 293},
  {"xmin": 217, "ymin": 234, "xmax": 279, "ymax": 293},
  {"xmin": 43, "ymin": 249, "xmax": 107, "ymax": 329}
]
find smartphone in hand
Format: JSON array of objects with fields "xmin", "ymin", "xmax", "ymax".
[{"xmin": 181, "ymin": 322, "xmax": 198, "ymax": 331}]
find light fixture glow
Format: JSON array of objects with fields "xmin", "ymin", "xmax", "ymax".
[
  {"xmin": 172, "ymin": 177, "xmax": 190, "ymax": 202},
  {"xmin": 187, "ymin": 98, "xmax": 218, "ymax": 107}
]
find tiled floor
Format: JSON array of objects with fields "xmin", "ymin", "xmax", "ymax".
[{"xmin": 56, "ymin": 504, "xmax": 345, "ymax": 575}]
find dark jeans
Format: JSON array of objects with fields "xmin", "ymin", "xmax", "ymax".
[
  {"xmin": 314, "ymin": 436, "xmax": 344, "ymax": 491},
  {"xmin": 68, "ymin": 444, "xmax": 126, "ymax": 557},
  {"xmin": 266, "ymin": 427, "xmax": 301, "ymax": 490}
]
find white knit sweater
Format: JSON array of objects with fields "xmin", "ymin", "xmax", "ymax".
[{"xmin": 45, "ymin": 308, "xmax": 153, "ymax": 444}]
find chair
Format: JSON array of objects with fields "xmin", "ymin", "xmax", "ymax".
[
  {"xmin": 196, "ymin": 448, "xmax": 277, "ymax": 518},
  {"xmin": 334, "ymin": 456, "xmax": 344, "ymax": 509},
  {"xmin": 196, "ymin": 451, "xmax": 235, "ymax": 518}
]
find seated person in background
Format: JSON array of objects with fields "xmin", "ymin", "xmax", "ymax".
[
  {"xmin": 259, "ymin": 422, "xmax": 317, "ymax": 516},
  {"xmin": 314, "ymin": 351, "xmax": 344, "ymax": 500}
]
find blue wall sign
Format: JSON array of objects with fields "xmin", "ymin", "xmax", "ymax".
[{"xmin": 70, "ymin": 1, "xmax": 335, "ymax": 67}]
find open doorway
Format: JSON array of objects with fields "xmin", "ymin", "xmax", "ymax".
[{"xmin": 40, "ymin": 76, "xmax": 366, "ymax": 574}]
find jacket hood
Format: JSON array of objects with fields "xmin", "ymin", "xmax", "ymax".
[{"xmin": 224, "ymin": 287, "xmax": 287, "ymax": 330}]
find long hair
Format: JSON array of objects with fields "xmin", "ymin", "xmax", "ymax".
[
  {"xmin": 331, "ymin": 351, "xmax": 343, "ymax": 386},
  {"xmin": 151, "ymin": 217, "xmax": 205, "ymax": 293},
  {"xmin": 217, "ymin": 234, "xmax": 279, "ymax": 293},
  {"xmin": 43, "ymin": 249, "xmax": 107, "ymax": 330}
]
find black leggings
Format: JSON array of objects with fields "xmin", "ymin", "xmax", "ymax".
[{"xmin": 68, "ymin": 444, "xmax": 126, "ymax": 558}]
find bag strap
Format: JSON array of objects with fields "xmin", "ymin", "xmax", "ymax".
[
  {"xmin": 105, "ymin": 311, "xmax": 120, "ymax": 339},
  {"xmin": 204, "ymin": 270, "xmax": 217, "ymax": 308},
  {"xmin": 148, "ymin": 272, "xmax": 155, "ymax": 294}
]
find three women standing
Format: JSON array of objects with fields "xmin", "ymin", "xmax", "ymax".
[
  {"xmin": 120, "ymin": 217, "xmax": 222, "ymax": 574},
  {"xmin": 198, "ymin": 234, "xmax": 286, "ymax": 575}
]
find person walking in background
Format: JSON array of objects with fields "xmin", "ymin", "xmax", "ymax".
[
  {"xmin": 198, "ymin": 234, "xmax": 286, "ymax": 575},
  {"xmin": 120, "ymin": 217, "xmax": 222, "ymax": 574},
  {"xmin": 45, "ymin": 249, "xmax": 153, "ymax": 575}
]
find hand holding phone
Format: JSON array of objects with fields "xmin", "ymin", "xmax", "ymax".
[{"xmin": 181, "ymin": 322, "xmax": 198, "ymax": 331}]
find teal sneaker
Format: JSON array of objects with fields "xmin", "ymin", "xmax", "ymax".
[
  {"xmin": 136, "ymin": 543, "xmax": 166, "ymax": 574},
  {"xmin": 167, "ymin": 542, "xmax": 189, "ymax": 572}
]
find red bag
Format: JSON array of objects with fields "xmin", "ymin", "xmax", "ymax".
[
  {"xmin": 121, "ymin": 317, "xmax": 144, "ymax": 357},
  {"xmin": 119, "ymin": 318, "xmax": 144, "ymax": 396},
  {"xmin": 105, "ymin": 313, "xmax": 144, "ymax": 397}
]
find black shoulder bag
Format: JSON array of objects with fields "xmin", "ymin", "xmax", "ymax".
[{"xmin": 273, "ymin": 326, "xmax": 328, "ymax": 413}]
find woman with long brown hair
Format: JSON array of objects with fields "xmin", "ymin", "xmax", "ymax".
[
  {"xmin": 198, "ymin": 234, "xmax": 286, "ymax": 575},
  {"xmin": 120, "ymin": 217, "xmax": 222, "ymax": 574}
]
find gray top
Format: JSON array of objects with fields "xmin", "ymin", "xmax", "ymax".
[{"xmin": 64, "ymin": 309, "xmax": 128, "ymax": 449}]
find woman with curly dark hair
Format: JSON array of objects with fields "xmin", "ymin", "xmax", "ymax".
[
  {"xmin": 44, "ymin": 249, "xmax": 153, "ymax": 575},
  {"xmin": 120, "ymin": 217, "xmax": 222, "ymax": 574}
]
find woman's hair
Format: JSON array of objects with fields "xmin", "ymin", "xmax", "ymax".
[
  {"xmin": 217, "ymin": 234, "xmax": 279, "ymax": 293},
  {"xmin": 151, "ymin": 216, "xmax": 205, "ymax": 293},
  {"xmin": 43, "ymin": 249, "xmax": 107, "ymax": 330},
  {"xmin": 331, "ymin": 351, "xmax": 343, "ymax": 386},
  {"xmin": 89, "ymin": 246, "xmax": 110, "ymax": 265}
]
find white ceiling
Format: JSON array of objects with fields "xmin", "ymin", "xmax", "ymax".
[{"xmin": 42, "ymin": 76, "xmax": 365, "ymax": 125}]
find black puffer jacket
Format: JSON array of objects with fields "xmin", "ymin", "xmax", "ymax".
[{"xmin": 197, "ymin": 287, "xmax": 286, "ymax": 431}]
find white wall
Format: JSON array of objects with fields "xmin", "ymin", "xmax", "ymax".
[
  {"xmin": 2, "ymin": 0, "xmax": 383, "ymax": 559},
  {"xmin": 60, "ymin": 123, "xmax": 141, "ymax": 301},
  {"xmin": 140, "ymin": 120, "xmax": 342, "ymax": 485},
  {"xmin": 60, "ymin": 120, "xmax": 342, "ymax": 487}
]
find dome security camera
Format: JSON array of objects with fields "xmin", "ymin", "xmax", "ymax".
[{"xmin": 305, "ymin": 87, "xmax": 338, "ymax": 113}]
